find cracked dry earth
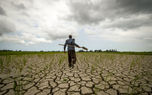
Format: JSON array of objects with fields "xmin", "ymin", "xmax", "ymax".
[{"xmin": 0, "ymin": 53, "xmax": 152, "ymax": 95}]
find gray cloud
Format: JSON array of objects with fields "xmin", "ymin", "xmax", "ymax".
[
  {"xmin": 46, "ymin": 28, "xmax": 77, "ymax": 41},
  {"xmin": 0, "ymin": 0, "xmax": 151, "ymax": 51},
  {"xmin": 67, "ymin": 1, "xmax": 104, "ymax": 24},
  {"xmin": 11, "ymin": 2, "xmax": 26, "ymax": 10},
  {"xmin": 0, "ymin": 6, "xmax": 6, "ymax": 16},
  {"xmin": 48, "ymin": 33, "xmax": 67, "ymax": 40},
  {"xmin": 0, "ymin": 0, "xmax": 77, "ymax": 45},
  {"xmin": 68, "ymin": 0, "xmax": 152, "ymax": 25},
  {"xmin": 116, "ymin": 0, "xmax": 152, "ymax": 14},
  {"xmin": 105, "ymin": 14, "xmax": 152, "ymax": 30},
  {"xmin": 0, "ymin": 20, "xmax": 15, "ymax": 36}
]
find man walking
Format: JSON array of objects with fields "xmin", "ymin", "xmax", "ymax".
[{"xmin": 64, "ymin": 35, "xmax": 80, "ymax": 68}]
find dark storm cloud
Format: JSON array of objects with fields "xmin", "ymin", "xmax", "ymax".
[
  {"xmin": 106, "ymin": 15, "xmax": 152, "ymax": 30},
  {"xmin": 116, "ymin": 0, "xmax": 152, "ymax": 14},
  {"xmin": 0, "ymin": 6, "xmax": 6, "ymax": 16},
  {"xmin": 0, "ymin": 20, "xmax": 15, "ymax": 36},
  {"xmin": 68, "ymin": 0, "xmax": 152, "ymax": 25},
  {"xmin": 68, "ymin": 1, "xmax": 104, "ymax": 24}
]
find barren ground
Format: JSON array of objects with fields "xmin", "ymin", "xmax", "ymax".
[{"xmin": 0, "ymin": 53, "xmax": 152, "ymax": 95}]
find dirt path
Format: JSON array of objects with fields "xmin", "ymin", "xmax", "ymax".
[{"xmin": 0, "ymin": 54, "xmax": 152, "ymax": 95}]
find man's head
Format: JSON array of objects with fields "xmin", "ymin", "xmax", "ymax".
[{"xmin": 69, "ymin": 35, "xmax": 72, "ymax": 38}]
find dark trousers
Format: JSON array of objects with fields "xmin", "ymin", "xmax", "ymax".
[{"xmin": 68, "ymin": 50, "xmax": 76, "ymax": 67}]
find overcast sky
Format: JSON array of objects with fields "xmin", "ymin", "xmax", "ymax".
[{"xmin": 0, "ymin": 0, "xmax": 152, "ymax": 51}]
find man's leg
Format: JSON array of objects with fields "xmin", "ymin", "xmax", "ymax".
[
  {"xmin": 70, "ymin": 50, "xmax": 76, "ymax": 68},
  {"xmin": 72, "ymin": 50, "xmax": 76, "ymax": 64},
  {"xmin": 68, "ymin": 51, "xmax": 72, "ymax": 67}
]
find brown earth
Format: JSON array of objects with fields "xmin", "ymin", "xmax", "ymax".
[{"xmin": 0, "ymin": 53, "xmax": 152, "ymax": 95}]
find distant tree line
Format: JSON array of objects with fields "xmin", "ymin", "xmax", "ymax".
[
  {"xmin": 0, "ymin": 49, "xmax": 118, "ymax": 52},
  {"xmin": 0, "ymin": 50, "xmax": 63, "ymax": 52},
  {"xmin": 79, "ymin": 49, "xmax": 118, "ymax": 52},
  {"xmin": 0, "ymin": 50, "xmax": 14, "ymax": 52}
]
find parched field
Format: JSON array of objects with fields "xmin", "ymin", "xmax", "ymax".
[{"xmin": 0, "ymin": 52, "xmax": 152, "ymax": 95}]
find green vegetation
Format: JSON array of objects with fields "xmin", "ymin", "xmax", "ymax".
[
  {"xmin": 79, "ymin": 51, "xmax": 152, "ymax": 55},
  {"xmin": 0, "ymin": 51, "xmax": 151, "ymax": 75},
  {"xmin": 0, "ymin": 51, "xmax": 62, "ymax": 56},
  {"xmin": 0, "ymin": 51, "xmax": 152, "ymax": 56}
]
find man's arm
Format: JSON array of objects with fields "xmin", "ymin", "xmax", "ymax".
[
  {"xmin": 73, "ymin": 39, "xmax": 80, "ymax": 48},
  {"xmin": 64, "ymin": 40, "xmax": 67, "ymax": 53},
  {"xmin": 74, "ymin": 43, "xmax": 80, "ymax": 48}
]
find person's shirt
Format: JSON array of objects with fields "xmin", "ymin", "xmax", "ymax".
[{"xmin": 64, "ymin": 38, "xmax": 79, "ymax": 51}]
